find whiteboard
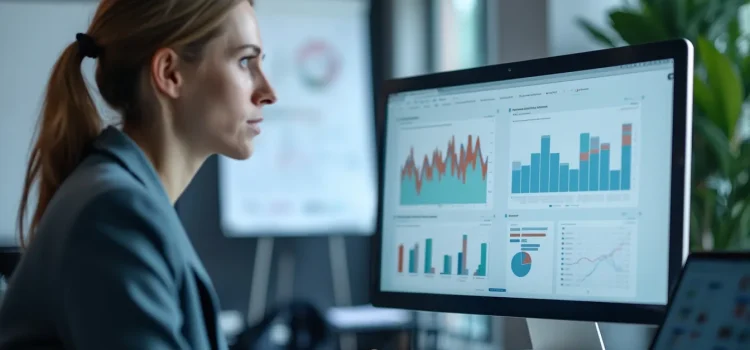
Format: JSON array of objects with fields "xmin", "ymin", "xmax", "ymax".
[{"xmin": 217, "ymin": 0, "xmax": 377, "ymax": 236}]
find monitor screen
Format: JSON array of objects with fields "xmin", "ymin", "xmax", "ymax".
[
  {"xmin": 379, "ymin": 59, "xmax": 676, "ymax": 305},
  {"xmin": 217, "ymin": 0, "xmax": 377, "ymax": 236},
  {"xmin": 651, "ymin": 258, "xmax": 750, "ymax": 350}
]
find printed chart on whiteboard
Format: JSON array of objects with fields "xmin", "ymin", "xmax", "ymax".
[{"xmin": 218, "ymin": 0, "xmax": 376, "ymax": 236}]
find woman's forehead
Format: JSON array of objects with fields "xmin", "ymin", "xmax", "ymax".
[{"xmin": 222, "ymin": 2, "xmax": 261, "ymax": 49}]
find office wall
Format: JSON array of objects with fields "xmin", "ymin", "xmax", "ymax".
[
  {"xmin": 0, "ymin": 1, "xmax": 109, "ymax": 247},
  {"xmin": 547, "ymin": 0, "xmax": 635, "ymax": 56}
]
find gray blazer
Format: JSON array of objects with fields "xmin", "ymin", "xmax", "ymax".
[{"xmin": 0, "ymin": 126, "xmax": 227, "ymax": 350}]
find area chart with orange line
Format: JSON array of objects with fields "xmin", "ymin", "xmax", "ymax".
[{"xmin": 397, "ymin": 118, "xmax": 495, "ymax": 209}]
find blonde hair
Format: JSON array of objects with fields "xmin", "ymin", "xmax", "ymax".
[{"xmin": 18, "ymin": 0, "xmax": 253, "ymax": 247}]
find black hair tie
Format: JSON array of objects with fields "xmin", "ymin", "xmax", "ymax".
[{"xmin": 75, "ymin": 33, "xmax": 102, "ymax": 59}]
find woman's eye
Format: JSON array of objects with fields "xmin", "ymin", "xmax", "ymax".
[{"xmin": 240, "ymin": 56, "xmax": 254, "ymax": 68}]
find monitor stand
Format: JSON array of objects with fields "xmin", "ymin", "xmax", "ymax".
[{"xmin": 526, "ymin": 318, "xmax": 605, "ymax": 350}]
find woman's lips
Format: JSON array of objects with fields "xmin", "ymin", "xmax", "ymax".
[{"xmin": 246, "ymin": 118, "xmax": 263, "ymax": 135}]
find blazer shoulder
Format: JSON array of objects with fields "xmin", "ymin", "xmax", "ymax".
[{"xmin": 64, "ymin": 186, "xmax": 186, "ymax": 280}]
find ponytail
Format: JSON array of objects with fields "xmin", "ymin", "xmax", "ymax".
[{"xmin": 17, "ymin": 43, "xmax": 101, "ymax": 248}]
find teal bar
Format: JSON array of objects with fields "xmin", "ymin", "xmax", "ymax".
[
  {"xmin": 424, "ymin": 239, "xmax": 433, "ymax": 273},
  {"xmin": 590, "ymin": 137, "xmax": 599, "ymax": 191},
  {"xmin": 531, "ymin": 153, "xmax": 541, "ymax": 193},
  {"xmin": 622, "ymin": 124, "xmax": 632, "ymax": 190},
  {"xmin": 479, "ymin": 243, "xmax": 487, "ymax": 276},
  {"xmin": 600, "ymin": 145, "xmax": 610, "ymax": 190},
  {"xmin": 521, "ymin": 165, "xmax": 531, "ymax": 193},
  {"xmin": 622, "ymin": 145, "xmax": 631, "ymax": 190},
  {"xmin": 570, "ymin": 169, "xmax": 579, "ymax": 192},
  {"xmin": 611, "ymin": 170, "xmax": 621, "ymax": 190},
  {"xmin": 560, "ymin": 163, "xmax": 569, "ymax": 192},
  {"xmin": 512, "ymin": 161, "xmax": 522, "ymax": 194},
  {"xmin": 580, "ymin": 133, "xmax": 590, "ymax": 191},
  {"xmin": 458, "ymin": 252, "xmax": 463, "ymax": 275},
  {"xmin": 409, "ymin": 249, "xmax": 415, "ymax": 273},
  {"xmin": 443, "ymin": 255, "xmax": 451, "ymax": 275},
  {"xmin": 541, "ymin": 136, "xmax": 550, "ymax": 193},
  {"xmin": 550, "ymin": 153, "xmax": 560, "ymax": 192}
]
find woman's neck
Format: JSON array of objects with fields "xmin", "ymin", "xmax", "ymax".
[{"xmin": 123, "ymin": 122, "xmax": 207, "ymax": 205}]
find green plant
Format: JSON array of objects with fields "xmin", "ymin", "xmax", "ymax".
[{"xmin": 578, "ymin": 0, "xmax": 750, "ymax": 251}]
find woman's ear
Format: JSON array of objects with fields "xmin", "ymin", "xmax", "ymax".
[{"xmin": 150, "ymin": 48, "xmax": 184, "ymax": 99}]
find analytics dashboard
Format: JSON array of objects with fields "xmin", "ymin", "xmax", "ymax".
[{"xmin": 379, "ymin": 59, "xmax": 677, "ymax": 305}]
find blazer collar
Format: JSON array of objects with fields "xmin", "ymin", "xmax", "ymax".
[{"xmin": 90, "ymin": 126, "xmax": 172, "ymax": 205}]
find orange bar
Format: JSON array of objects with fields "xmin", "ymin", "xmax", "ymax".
[
  {"xmin": 580, "ymin": 152, "xmax": 589, "ymax": 161},
  {"xmin": 622, "ymin": 135, "xmax": 632, "ymax": 146},
  {"xmin": 510, "ymin": 233, "xmax": 521, "ymax": 237},
  {"xmin": 398, "ymin": 245, "xmax": 404, "ymax": 273},
  {"xmin": 462, "ymin": 236, "xmax": 467, "ymax": 274},
  {"xmin": 522, "ymin": 233, "xmax": 546, "ymax": 237}
]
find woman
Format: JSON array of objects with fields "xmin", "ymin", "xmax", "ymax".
[{"xmin": 0, "ymin": 0, "xmax": 275, "ymax": 348}]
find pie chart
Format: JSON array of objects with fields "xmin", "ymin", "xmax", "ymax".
[{"xmin": 511, "ymin": 252, "xmax": 532, "ymax": 277}]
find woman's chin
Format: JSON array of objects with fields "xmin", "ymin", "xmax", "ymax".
[{"xmin": 223, "ymin": 141, "xmax": 254, "ymax": 160}]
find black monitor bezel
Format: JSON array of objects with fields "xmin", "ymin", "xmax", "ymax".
[
  {"xmin": 370, "ymin": 39, "xmax": 693, "ymax": 325},
  {"xmin": 648, "ymin": 252, "xmax": 750, "ymax": 349}
]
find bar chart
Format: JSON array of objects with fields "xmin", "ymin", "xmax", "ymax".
[
  {"xmin": 511, "ymin": 124, "xmax": 632, "ymax": 194},
  {"xmin": 397, "ymin": 235, "xmax": 489, "ymax": 277},
  {"xmin": 508, "ymin": 105, "xmax": 640, "ymax": 209},
  {"xmin": 397, "ymin": 241, "xmax": 421, "ymax": 274},
  {"xmin": 555, "ymin": 220, "xmax": 638, "ymax": 298},
  {"xmin": 397, "ymin": 119, "xmax": 495, "ymax": 209},
  {"xmin": 505, "ymin": 222, "xmax": 555, "ymax": 295},
  {"xmin": 395, "ymin": 223, "xmax": 491, "ymax": 283}
]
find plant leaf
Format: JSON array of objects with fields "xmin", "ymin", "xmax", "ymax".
[
  {"xmin": 608, "ymin": 10, "xmax": 672, "ymax": 45},
  {"xmin": 690, "ymin": 195, "xmax": 705, "ymax": 251},
  {"xmin": 696, "ymin": 36, "xmax": 744, "ymax": 138},
  {"xmin": 642, "ymin": 0, "xmax": 682, "ymax": 37},
  {"xmin": 741, "ymin": 55, "xmax": 750, "ymax": 99},
  {"xmin": 706, "ymin": 0, "xmax": 748, "ymax": 41},
  {"xmin": 694, "ymin": 115, "xmax": 732, "ymax": 177},
  {"xmin": 725, "ymin": 17, "xmax": 741, "ymax": 65},
  {"xmin": 739, "ymin": 203, "xmax": 750, "ymax": 249},
  {"xmin": 576, "ymin": 18, "xmax": 618, "ymax": 48},
  {"xmin": 693, "ymin": 76, "xmax": 719, "ymax": 121},
  {"xmin": 728, "ymin": 141, "xmax": 750, "ymax": 202}
]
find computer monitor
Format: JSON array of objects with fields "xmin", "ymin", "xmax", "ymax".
[{"xmin": 371, "ymin": 39, "xmax": 693, "ymax": 349}]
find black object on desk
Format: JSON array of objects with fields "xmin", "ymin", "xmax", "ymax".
[
  {"xmin": 0, "ymin": 248, "xmax": 20, "ymax": 279},
  {"xmin": 232, "ymin": 301, "xmax": 329, "ymax": 350}
]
